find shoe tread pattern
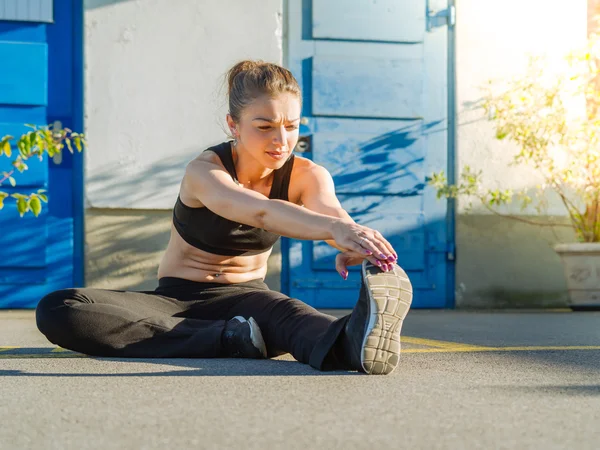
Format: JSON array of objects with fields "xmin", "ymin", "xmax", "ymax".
[{"xmin": 361, "ymin": 262, "xmax": 413, "ymax": 375}]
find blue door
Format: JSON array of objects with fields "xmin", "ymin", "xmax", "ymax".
[
  {"xmin": 283, "ymin": 0, "xmax": 454, "ymax": 308},
  {"xmin": 0, "ymin": 0, "xmax": 84, "ymax": 308}
]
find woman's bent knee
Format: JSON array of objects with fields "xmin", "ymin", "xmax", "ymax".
[{"xmin": 35, "ymin": 288, "xmax": 82, "ymax": 337}]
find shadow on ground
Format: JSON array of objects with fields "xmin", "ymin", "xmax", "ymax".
[{"xmin": 0, "ymin": 350, "xmax": 360, "ymax": 377}]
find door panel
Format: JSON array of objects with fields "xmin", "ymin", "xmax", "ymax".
[
  {"xmin": 284, "ymin": 0, "xmax": 452, "ymax": 308},
  {"xmin": 312, "ymin": 55, "xmax": 424, "ymax": 118},
  {"xmin": 0, "ymin": 0, "xmax": 82, "ymax": 307},
  {"xmin": 311, "ymin": 119, "xmax": 424, "ymax": 195},
  {"xmin": 0, "ymin": 41, "xmax": 47, "ymax": 105},
  {"xmin": 312, "ymin": 0, "xmax": 426, "ymax": 42}
]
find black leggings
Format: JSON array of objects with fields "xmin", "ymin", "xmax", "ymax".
[{"xmin": 35, "ymin": 277, "xmax": 351, "ymax": 370}]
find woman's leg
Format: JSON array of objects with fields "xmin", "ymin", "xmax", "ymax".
[
  {"xmin": 35, "ymin": 288, "xmax": 226, "ymax": 358},
  {"xmin": 220, "ymin": 260, "xmax": 413, "ymax": 374},
  {"xmin": 219, "ymin": 288, "xmax": 345, "ymax": 367}
]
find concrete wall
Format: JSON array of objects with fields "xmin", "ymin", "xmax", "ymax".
[
  {"xmin": 84, "ymin": 0, "xmax": 283, "ymax": 209},
  {"xmin": 455, "ymin": 0, "xmax": 587, "ymax": 306}
]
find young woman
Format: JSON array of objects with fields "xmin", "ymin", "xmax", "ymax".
[{"xmin": 36, "ymin": 60, "xmax": 413, "ymax": 375}]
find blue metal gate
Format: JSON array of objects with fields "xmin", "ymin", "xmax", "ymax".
[
  {"xmin": 0, "ymin": 0, "xmax": 84, "ymax": 308},
  {"xmin": 283, "ymin": 0, "xmax": 455, "ymax": 308}
]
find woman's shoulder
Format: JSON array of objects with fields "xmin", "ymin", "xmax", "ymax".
[
  {"xmin": 290, "ymin": 154, "xmax": 331, "ymax": 179},
  {"xmin": 287, "ymin": 155, "xmax": 333, "ymax": 204}
]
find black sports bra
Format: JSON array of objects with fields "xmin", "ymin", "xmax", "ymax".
[{"xmin": 172, "ymin": 141, "xmax": 295, "ymax": 256}]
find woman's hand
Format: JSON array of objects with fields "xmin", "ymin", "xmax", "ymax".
[
  {"xmin": 329, "ymin": 219, "xmax": 398, "ymax": 279},
  {"xmin": 335, "ymin": 250, "xmax": 398, "ymax": 280}
]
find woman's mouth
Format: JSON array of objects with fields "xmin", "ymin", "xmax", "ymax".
[{"xmin": 266, "ymin": 151, "xmax": 286, "ymax": 160}]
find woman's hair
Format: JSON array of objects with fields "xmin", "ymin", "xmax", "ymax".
[{"xmin": 226, "ymin": 60, "xmax": 302, "ymax": 122}]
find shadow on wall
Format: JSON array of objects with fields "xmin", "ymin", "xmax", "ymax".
[
  {"xmin": 85, "ymin": 209, "xmax": 172, "ymax": 291},
  {"xmin": 456, "ymin": 214, "xmax": 573, "ymax": 308},
  {"xmin": 85, "ymin": 146, "xmax": 209, "ymax": 209}
]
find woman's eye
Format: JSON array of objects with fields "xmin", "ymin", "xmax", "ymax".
[
  {"xmin": 258, "ymin": 126, "xmax": 271, "ymax": 131},
  {"xmin": 286, "ymin": 126, "xmax": 299, "ymax": 131}
]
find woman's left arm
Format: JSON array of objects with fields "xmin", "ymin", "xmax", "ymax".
[
  {"xmin": 298, "ymin": 163, "xmax": 398, "ymax": 276},
  {"xmin": 297, "ymin": 164, "xmax": 352, "ymax": 251}
]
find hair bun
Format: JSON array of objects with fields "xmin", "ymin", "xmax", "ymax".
[{"xmin": 227, "ymin": 60, "xmax": 261, "ymax": 95}]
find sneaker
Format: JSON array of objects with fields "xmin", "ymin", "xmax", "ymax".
[
  {"xmin": 221, "ymin": 316, "xmax": 267, "ymax": 359},
  {"xmin": 341, "ymin": 260, "xmax": 413, "ymax": 375}
]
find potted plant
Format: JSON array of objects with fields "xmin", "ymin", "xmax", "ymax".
[
  {"xmin": 0, "ymin": 124, "xmax": 85, "ymax": 217},
  {"xmin": 429, "ymin": 36, "xmax": 600, "ymax": 311}
]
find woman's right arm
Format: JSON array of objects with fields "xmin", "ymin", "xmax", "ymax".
[{"xmin": 182, "ymin": 157, "xmax": 378, "ymax": 255}]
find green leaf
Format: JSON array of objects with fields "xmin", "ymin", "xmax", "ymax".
[
  {"xmin": 29, "ymin": 196, "xmax": 42, "ymax": 217},
  {"xmin": 13, "ymin": 160, "xmax": 28, "ymax": 173},
  {"xmin": 8, "ymin": 177, "xmax": 15, "ymax": 187},
  {"xmin": 16, "ymin": 197, "xmax": 28, "ymax": 216},
  {"xmin": 74, "ymin": 137, "xmax": 82, "ymax": 152},
  {"xmin": 10, "ymin": 193, "xmax": 27, "ymax": 199},
  {"xmin": 38, "ymin": 194, "xmax": 48, "ymax": 202},
  {"xmin": 3, "ymin": 141, "xmax": 11, "ymax": 157},
  {"xmin": 29, "ymin": 131, "xmax": 36, "ymax": 148},
  {"xmin": 24, "ymin": 124, "xmax": 36, "ymax": 129},
  {"xmin": 65, "ymin": 138, "xmax": 73, "ymax": 153},
  {"xmin": 18, "ymin": 140, "xmax": 27, "ymax": 158}
]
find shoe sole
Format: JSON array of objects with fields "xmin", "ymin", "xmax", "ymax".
[
  {"xmin": 247, "ymin": 317, "xmax": 268, "ymax": 359},
  {"xmin": 360, "ymin": 261, "xmax": 413, "ymax": 375}
]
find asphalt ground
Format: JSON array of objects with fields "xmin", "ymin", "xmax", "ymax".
[{"xmin": 1, "ymin": 309, "xmax": 599, "ymax": 450}]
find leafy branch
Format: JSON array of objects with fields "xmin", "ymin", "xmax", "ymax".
[
  {"xmin": 0, "ymin": 124, "xmax": 86, "ymax": 217},
  {"xmin": 429, "ymin": 36, "xmax": 600, "ymax": 243}
]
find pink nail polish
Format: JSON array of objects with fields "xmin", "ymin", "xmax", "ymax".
[
  {"xmin": 364, "ymin": 250, "xmax": 372, "ymax": 255},
  {"xmin": 376, "ymin": 260, "xmax": 382, "ymax": 266}
]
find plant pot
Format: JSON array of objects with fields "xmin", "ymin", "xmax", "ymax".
[{"xmin": 554, "ymin": 243, "xmax": 600, "ymax": 311}]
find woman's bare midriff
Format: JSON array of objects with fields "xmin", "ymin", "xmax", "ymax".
[{"xmin": 157, "ymin": 224, "xmax": 272, "ymax": 284}]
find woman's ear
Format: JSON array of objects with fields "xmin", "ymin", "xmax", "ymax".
[{"xmin": 226, "ymin": 114, "xmax": 237, "ymax": 137}]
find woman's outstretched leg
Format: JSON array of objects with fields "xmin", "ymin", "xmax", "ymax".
[
  {"xmin": 221, "ymin": 288, "xmax": 341, "ymax": 366},
  {"xmin": 35, "ymin": 288, "xmax": 226, "ymax": 358},
  {"xmin": 224, "ymin": 260, "xmax": 413, "ymax": 374}
]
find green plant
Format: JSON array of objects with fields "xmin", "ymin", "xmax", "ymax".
[
  {"xmin": 0, "ymin": 124, "xmax": 86, "ymax": 217},
  {"xmin": 430, "ymin": 36, "xmax": 600, "ymax": 243}
]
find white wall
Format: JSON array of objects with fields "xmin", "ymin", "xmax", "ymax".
[
  {"xmin": 456, "ymin": 0, "xmax": 588, "ymax": 216},
  {"xmin": 84, "ymin": 0, "xmax": 283, "ymax": 209},
  {"xmin": 454, "ymin": 0, "xmax": 588, "ymax": 306}
]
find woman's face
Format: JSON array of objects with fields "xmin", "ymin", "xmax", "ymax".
[{"xmin": 229, "ymin": 92, "xmax": 302, "ymax": 169}]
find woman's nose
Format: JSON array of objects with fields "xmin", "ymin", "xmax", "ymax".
[{"xmin": 273, "ymin": 126, "xmax": 286, "ymax": 144}]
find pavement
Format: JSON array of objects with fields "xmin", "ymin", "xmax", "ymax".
[{"xmin": 1, "ymin": 308, "xmax": 599, "ymax": 450}]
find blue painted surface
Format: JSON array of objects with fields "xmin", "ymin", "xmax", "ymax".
[
  {"xmin": 284, "ymin": 0, "xmax": 453, "ymax": 308},
  {"xmin": 0, "ymin": 41, "xmax": 47, "ymax": 105},
  {"xmin": 312, "ymin": 0, "xmax": 425, "ymax": 43},
  {"xmin": 312, "ymin": 55, "xmax": 424, "ymax": 118},
  {"xmin": 445, "ymin": 0, "xmax": 457, "ymax": 307},
  {"xmin": 0, "ymin": 0, "xmax": 83, "ymax": 308}
]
